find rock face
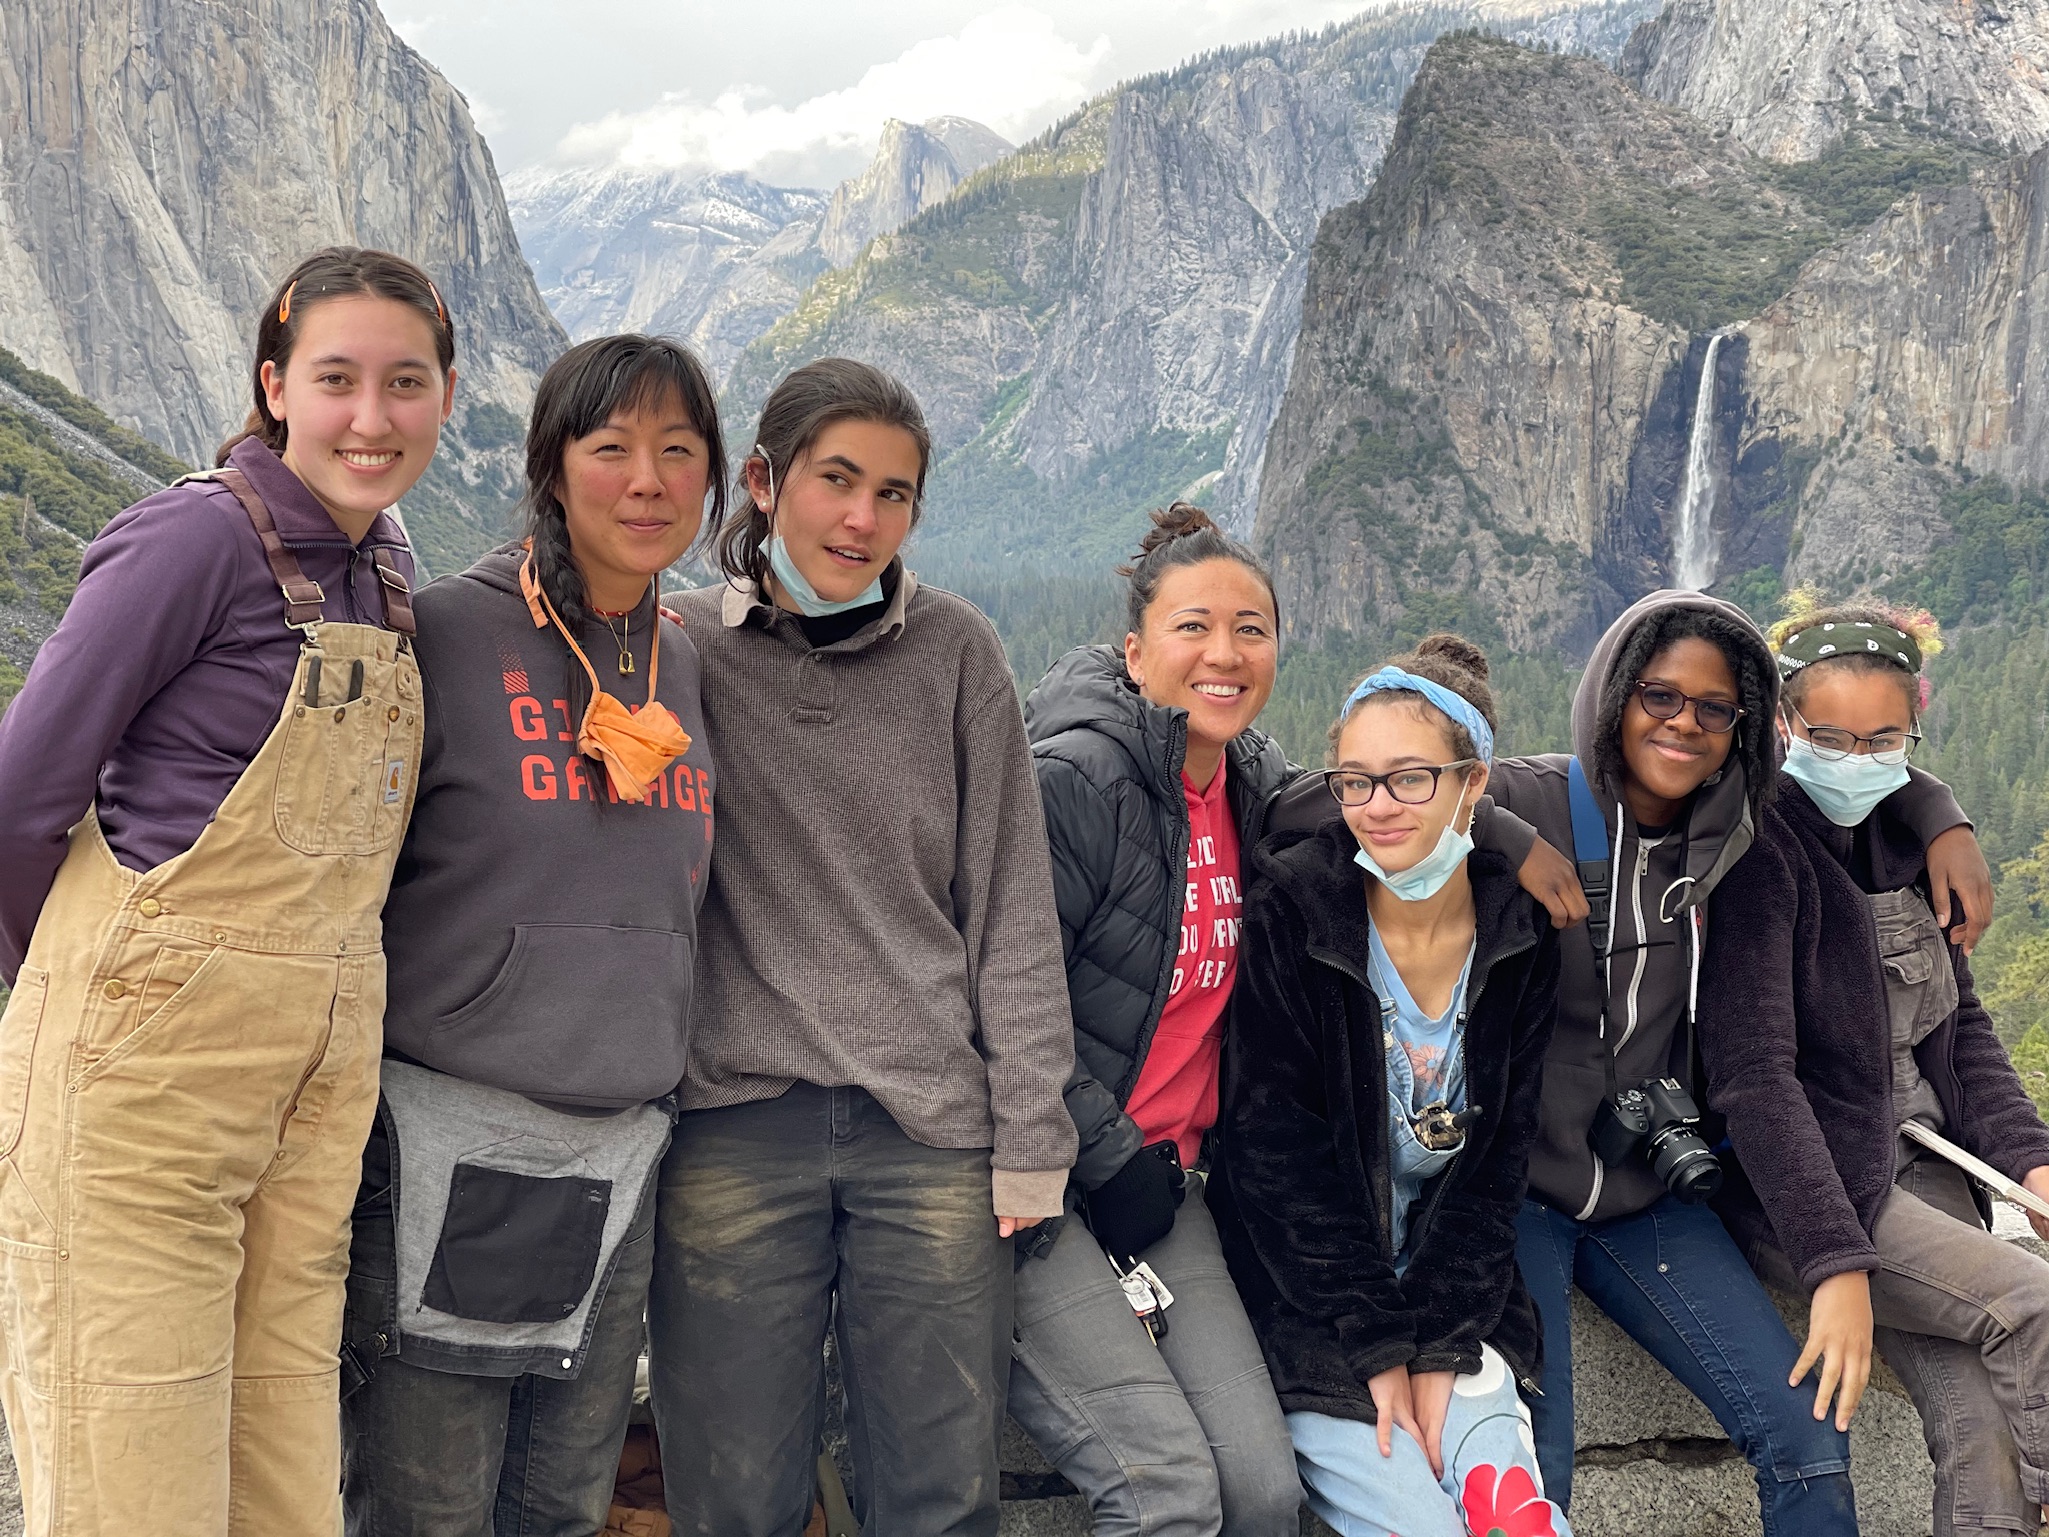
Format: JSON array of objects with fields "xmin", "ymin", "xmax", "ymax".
[
  {"xmin": 507, "ymin": 168, "xmax": 828, "ymax": 378},
  {"xmin": 0, "ymin": 0, "xmax": 567, "ymax": 565},
  {"xmin": 1735, "ymin": 143, "xmax": 2049, "ymax": 591},
  {"xmin": 726, "ymin": 0, "xmax": 1662, "ymax": 564},
  {"xmin": 817, "ymin": 117, "xmax": 1014, "ymax": 268},
  {"xmin": 1252, "ymin": 34, "xmax": 1826, "ymax": 650},
  {"xmin": 1623, "ymin": 0, "xmax": 2049, "ymax": 162},
  {"xmin": 509, "ymin": 117, "xmax": 1009, "ymax": 380}
]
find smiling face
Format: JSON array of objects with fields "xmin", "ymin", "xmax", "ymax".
[
  {"xmin": 1335, "ymin": 696, "xmax": 1488, "ymax": 876},
  {"xmin": 747, "ymin": 418, "xmax": 922, "ymax": 609},
  {"xmin": 557, "ymin": 390, "xmax": 711, "ymax": 613},
  {"xmin": 1619, "ymin": 635, "xmax": 1740, "ymax": 824},
  {"xmin": 1123, "ymin": 558, "xmax": 1279, "ymax": 766},
  {"xmin": 262, "ymin": 294, "xmax": 453, "ymax": 538}
]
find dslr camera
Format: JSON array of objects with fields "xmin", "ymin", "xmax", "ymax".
[{"xmin": 1590, "ymin": 1077, "xmax": 1722, "ymax": 1202}]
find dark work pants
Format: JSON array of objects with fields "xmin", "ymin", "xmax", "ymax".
[
  {"xmin": 647, "ymin": 1083, "xmax": 1014, "ymax": 1537},
  {"xmin": 339, "ymin": 1127, "xmax": 657, "ymax": 1537}
]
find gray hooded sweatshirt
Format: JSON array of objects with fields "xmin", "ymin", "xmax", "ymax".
[{"xmin": 1488, "ymin": 590, "xmax": 1966, "ymax": 1222}]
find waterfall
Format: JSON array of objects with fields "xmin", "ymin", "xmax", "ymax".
[{"xmin": 1674, "ymin": 332, "xmax": 1724, "ymax": 591}]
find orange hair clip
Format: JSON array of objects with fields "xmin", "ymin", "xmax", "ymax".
[
  {"xmin": 277, "ymin": 280, "xmax": 298, "ymax": 325},
  {"xmin": 427, "ymin": 280, "xmax": 446, "ymax": 326}
]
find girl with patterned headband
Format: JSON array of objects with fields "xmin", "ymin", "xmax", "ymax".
[{"xmin": 1702, "ymin": 590, "xmax": 2049, "ymax": 1537}]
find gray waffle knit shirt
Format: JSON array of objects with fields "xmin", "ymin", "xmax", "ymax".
[{"xmin": 669, "ymin": 570, "xmax": 1077, "ymax": 1217}]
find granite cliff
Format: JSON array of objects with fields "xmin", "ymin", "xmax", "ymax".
[
  {"xmin": 0, "ymin": 0, "xmax": 568, "ymax": 569},
  {"xmin": 1623, "ymin": 0, "xmax": 2049, "ymax": 162},
  {"xmin": 725, "ymin": 0, "xmax": 1663, "ymax": 571},
  {"xmin": 507, "ymin": 168, "xmax": 829, "ymax": 377},
  {"xmin": 1254, "ymin": 10, "xmax": 2049, "ymax": 652}
]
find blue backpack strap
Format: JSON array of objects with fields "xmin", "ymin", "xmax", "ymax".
[{"xmin": 1567, "ymin": 757, "xmax": 1612, "ymax": 958}]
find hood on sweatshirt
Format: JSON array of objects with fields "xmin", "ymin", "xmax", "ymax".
[{"xmin": 1570, "ymin": 588, "xmax": 1779, "ymax": 910}]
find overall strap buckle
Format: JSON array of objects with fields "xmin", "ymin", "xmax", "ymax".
[{"xmin": 180, "ymin": 466, "xmax": 416, "ymax": 637}]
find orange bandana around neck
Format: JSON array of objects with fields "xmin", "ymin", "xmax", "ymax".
[{"xmin": 520, "ymin": 548, "xmax": 691, "ymax": 804}]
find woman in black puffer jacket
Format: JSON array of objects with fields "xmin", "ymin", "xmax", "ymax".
[{"xmin": 1013, "ymin": 504, "xmax": 1303, "ymax": 1535}]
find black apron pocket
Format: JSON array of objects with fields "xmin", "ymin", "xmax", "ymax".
[{"xmin": 422, "ymin": 1162, "xmax": 612, "ymax": 1323}]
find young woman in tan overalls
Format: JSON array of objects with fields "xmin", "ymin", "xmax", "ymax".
[{"xmin": 0, "ymin": 247, "xmax": 456, "ymax": 1535}]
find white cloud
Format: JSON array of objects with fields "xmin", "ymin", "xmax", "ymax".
[{"xmin": 549, "ymin": 7, "xmax": 1112, "ymax": 183}]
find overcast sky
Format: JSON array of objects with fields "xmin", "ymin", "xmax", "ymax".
[{"xmin": 389, "ymin": 0, "xmax": 1386, "ymax": 186}]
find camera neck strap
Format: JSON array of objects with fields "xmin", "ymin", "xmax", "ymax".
[{"xmin": 1565, "ymin": 757, "xmax": 1702, "ymax": 1101}]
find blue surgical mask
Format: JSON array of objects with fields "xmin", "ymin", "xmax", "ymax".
[
  {"xmin": 755, "ymin": 442, "xmax": 885, "ymax": 618},
  {"xmin": 1781, "ymin": 732, "xmax": 1909, "ymax": 826},
  {"xmin": 766, "ymin": 535, "xmax": 883, "ymax": 617},
  {"xmin": 1354, "ymin": 787, "xmax": 1475, "ymax": 902}
]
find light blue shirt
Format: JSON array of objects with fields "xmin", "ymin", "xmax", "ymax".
[{"xmin": 1366, "ymin": 924, "xmax": 1474, "ymax": 1268}]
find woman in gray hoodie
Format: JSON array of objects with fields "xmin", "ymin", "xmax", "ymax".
[{"xmin": 341, "ymin": 334, "xmax": 725, "ymax": 1536}]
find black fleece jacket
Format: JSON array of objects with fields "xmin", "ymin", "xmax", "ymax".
[
  {"xmin": 1702, "ymin": 786, "xmax": 2049, "ymax": 1288},
  {"xmin": 1210, "ymin": 821, "xmax": 1561, "ymax": 1419},
  {"xmin": 1025, "ymin": 645, "xmax": 1294, "ymax": 1189}
]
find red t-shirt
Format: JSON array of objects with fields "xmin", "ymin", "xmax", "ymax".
[{"xmin": 1126, "ymin": 761, "xmax": 1243, "ymax": 1168}]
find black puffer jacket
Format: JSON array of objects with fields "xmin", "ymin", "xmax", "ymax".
[
  {"xmin": 1210, "ymin": 821, "xmax": 1561, "ymax": 1417},
  {"xmin": 1025, "ymin": 645, "xmax": 1293, "ymax": 1188}
]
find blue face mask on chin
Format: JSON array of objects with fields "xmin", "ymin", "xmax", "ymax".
[
  {"xmin": 1354, "ymin": 785, "xmax": 1476, "ymax": 902},
  {"xmin": 755, "ymin": 442, "xmax": 886, "ymax": 618},
  {"xmin": 766, "ymin": 534, "xmax": 883, "ymax": 617},
  {"xmin": 1781, "ymin": 731, "xmax": 1909, "ymax": 826}
]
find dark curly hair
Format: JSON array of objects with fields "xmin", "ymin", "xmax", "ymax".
[
  {"xmin": 1594, "ymin": 606, "xmax": 1778, "ymax": 819},
  {"xmin": 1328, "ymin": 632, "xmax": 1496, "ymax": 765}
]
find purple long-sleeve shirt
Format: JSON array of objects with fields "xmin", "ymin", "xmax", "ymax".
[{"xmin": 0, "ymin": 438, "xmax": 415, "ymax": 981}]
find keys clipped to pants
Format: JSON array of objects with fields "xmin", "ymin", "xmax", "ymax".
[{"xmin": 1113, "ymin": 1257, "xmax": 1176, "ymax": 1343}]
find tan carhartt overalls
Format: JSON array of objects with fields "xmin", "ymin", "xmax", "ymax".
[{"xmin": 0, "ymin": 469, "xmax": 423, "ymax": 1535}]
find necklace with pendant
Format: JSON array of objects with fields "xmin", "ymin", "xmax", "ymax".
[{"xmin": 594, "ymin": 606, "xmax": 635, "ymax": 676}]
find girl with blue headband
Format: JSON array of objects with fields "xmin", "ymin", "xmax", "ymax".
[{"xmin": 1211, "ymin": 632, "xmax": 1570, "ymax": 1537}]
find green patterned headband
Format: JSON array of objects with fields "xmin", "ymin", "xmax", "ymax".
[{"xmin": 1776, "ymin": 620, "xmax": 1922, "ymax": 678}]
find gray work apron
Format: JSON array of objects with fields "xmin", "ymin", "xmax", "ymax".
[{"xmin": 380, "ymin": 1059, "xmax": 672, "ymax": 1378}]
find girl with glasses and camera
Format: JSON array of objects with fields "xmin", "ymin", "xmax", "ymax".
[
  {"xmin": 647, "ymin": 358, "xmax": 1076, "ymax": 1536},
  {"xmin": 1700, "ymin": 594, "xmax": 2049, "ymax": 1537},
  {"xmin": 1483, "ymin": 590, "xmax": 1988, "ymax": 1535},
  {"xmin": 1209, "ymin": 633, "xmax": 1571, "ymax": 1536}
]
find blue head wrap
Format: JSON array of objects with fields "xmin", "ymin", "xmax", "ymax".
[{"xmin": 1341, "ymin": 667, "xmax": 1495, "ymax": 764}]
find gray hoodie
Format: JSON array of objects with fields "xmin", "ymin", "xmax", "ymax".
[
  {"xmin": 380, "ymin": 548, "xmax": 714, "ymax": 1111},
  {"xmin": 1490, "ymin": 590, "xmax": 1965, "ymax": 1221}
]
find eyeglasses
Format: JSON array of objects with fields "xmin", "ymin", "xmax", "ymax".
[
  {"xmin": 1324, "ymin": 761, "xmax": 1478, "ymax": 808},
  {"xmin": 1633, "ymin": 681, "xmax": 1745, "ymax": 735},
  {"xmin": 1789, "ymin": 707, "xmax": 1921, "ymax": 766}
]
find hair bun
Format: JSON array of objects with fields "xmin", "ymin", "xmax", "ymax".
[
  {"xmin": 1134, "ymin": 501, "xmax": 1217, "ymax": 560},
  {"xmin": 1414, "ymin": 631, "xmax": 1491, "ymax": 683}
]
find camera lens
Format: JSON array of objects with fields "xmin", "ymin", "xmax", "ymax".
[{"xmin": 1648, "ymin": 1127, "xmax": 1723, "ymax": 1203}]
